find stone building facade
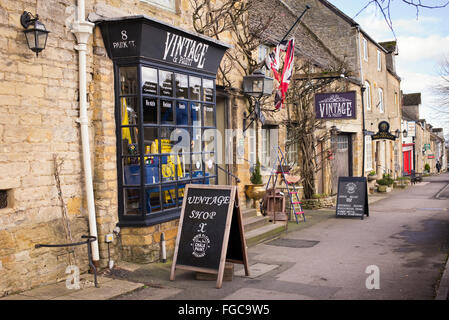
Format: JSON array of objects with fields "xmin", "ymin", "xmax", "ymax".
[
  {"xmin": 280, "ymin": 0, "xmax": 403, "ymax": 195},
  {"xmin": 0, "ymin": 0, "xmax": 247, "ymax": 296},
  {"xmin": 0, "ymin": 0, "xmax": 410, "ymax": 296}
]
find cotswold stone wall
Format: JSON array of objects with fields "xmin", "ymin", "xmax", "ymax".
[{"xmin": 0, "ymin": 0, "xmax": 91, "ymax": 296}]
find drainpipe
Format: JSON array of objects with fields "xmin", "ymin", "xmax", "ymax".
[
  {"xmin": 355, "ymin": 25, "xmax": 366, "ymax": 177},
  {"xmin": 71, "ymin": 1, "xmax": 100, "ymax": 263}
]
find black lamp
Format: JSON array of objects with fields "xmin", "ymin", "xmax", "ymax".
[
  {"xmin": 402, "ymin": 129, "xmax": 408, "ymax": 138},
  {"xmin": 395, "ymin": 129, "xmax": 400, "ymax": 138},
  {"xmin": 243, "ymin": 69, "xmax": 274, "ymax": 98},
  {"xmin": 20, "ymin": 11, "xmax": 49, "ymax": 57}
]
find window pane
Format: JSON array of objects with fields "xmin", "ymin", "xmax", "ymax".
[
  {"xmin": 145, "ymin": 158, "xmax": 160, "ymax": 185},
  {"xmin": 203, "ymin": 79, "xmax": 214, "ymax": 102},
  {"xmin": 175, "ymin": 73, "xmax": 188, "ymax": 99},
  {"xmin": 176, "ymin": 101, "xmax": 188, "ymax": 125},
  {"xmin": 161, "ymin": 99, "xmax": 174, "ymax": 124},
  {"xmin": 189, "ymin": 76, "xmax": 201, "ymax": 100},
  {"xmin": 120, "ymin": 97, "xmax": 139, "ymax": 126},
  {"xmin": 161, "ymin": 155, "xmax": 179, "ymax": 182},
  {"xmin": 177, "ymin": 153, "xmax": 191, "ymax": 180},
  {"xmin": 203, "ymin": 104, "xmax": 214, "ymax": 127},
  {"xmin": 145, "ymin": 186, "xmax": 161, "ymax": 214},
  {"xmin": 121, "ymin": 127, "xmax": 139, "ymax": 156},
  {"xmin": 191, "ymin": 103, "xmax": 201, "ymax": 126},
  {"xmin": 204, "ymin": 152, "xmax": 216, "ymax": 177},
  {"xmin": 161, "ymin": 184, "xmax": 177, "ymax": 210},
  {"xmin": 159, "ymin": 127, "xmax": 177, "ymax": 152},
  {"xmin": 192, "ymin": 154, "xmax": 203, "ymax": 178},
  {"xmin": 159, "ymin": 70, "xmax": 173, "ymax": 97},
  {"xmin": 143, "ymin": 127, "xmax": 158, "ymax": 154},
  {"xmin": 123, "ymin": 161, "xmax": 140, "ymax": 185},
  {"xmin": 124, "ymin": 188, "xmax": 141, "ymax": 215},
  {"xmin": 120, "ymin": 67, "xmax": 137, "ymax": 95},
  {"xmin": 177, "ymin": 182, "xmax": 186, "ymax": 206},
  {"xmin": 143, "ymin": 97, "xmax": 157, "ymax": 124},
  {"xmin": 142, "ymin": 67, "xmax": 158, "ymax": 95},
  {"xmin": 192, "ymin": 127, "xmax": 202, "ymax": 152}
]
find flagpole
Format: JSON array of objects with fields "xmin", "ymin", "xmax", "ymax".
[{"xmin": 280, "ymin": 5, "xmax": 311, "ymax": 43}]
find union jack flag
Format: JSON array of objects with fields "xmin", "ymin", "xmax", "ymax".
[{"xmin": 265, "ymin": 38, "xmax": 295, "ymax": 110}]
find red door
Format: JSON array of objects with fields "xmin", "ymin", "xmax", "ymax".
[{"xmin": 403, "ymin": 150, "xmax": 411, "ymax": 175}]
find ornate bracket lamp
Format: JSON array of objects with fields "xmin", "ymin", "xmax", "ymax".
[{"xmin": 20, "ymin": 11, "xmax": 49, "ymax": 57}]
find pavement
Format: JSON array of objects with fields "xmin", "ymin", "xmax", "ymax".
[{"xmin": 2, "ymin": 173, "xmax": 449, "ymax": 300}]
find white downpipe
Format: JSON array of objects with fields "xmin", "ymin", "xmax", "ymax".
[{"xmin": 72, "ymin": 1, "xmax": 99, "ymax": 262}]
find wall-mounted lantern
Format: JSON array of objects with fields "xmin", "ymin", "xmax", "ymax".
[
  {"xmin": 242, "ymin": 69, "xmax": 273, "ymax": 132},
  {"xmin": 20, "ymin": 11, "xmax": 49, "ymax": 57},
  {"xmin": 395, "ymin": 129, "xmax": 401, "ymax": 138},
  {"xmin": 243, "ymin": 69, "xmax": 274, "ymax": 98}
]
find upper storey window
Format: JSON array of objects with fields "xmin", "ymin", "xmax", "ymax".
[
  {"xmin": 377, "ymin": 50, "xmax": 382, "ymax": 71},
  {"xmin": 141, "ymin": 0, "xmax": 175, "ymax": 12}
]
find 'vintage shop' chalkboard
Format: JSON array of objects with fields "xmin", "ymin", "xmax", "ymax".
[
  {"xmin": 336, "ymin": 177, "xmax": 369, "ymax": 220},
  {"xmin": 170, "ymin": 185, "xmax": 250, "ymax": 288}
]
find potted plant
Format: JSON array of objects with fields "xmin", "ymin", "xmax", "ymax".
[
  {"xmin": 367, "ymin": 170, "xmax": 377, "ymax": 181},
  {"xmin": 376, "ymin": 174, "xmax": 394, "ymax": 192},
  {"xmin": 245, "ymin": 160, "xmax": 266, "ymax": 208},
  {"xmin": 424, "ymin": 163, "xmax": 430, "ymax": 173}
]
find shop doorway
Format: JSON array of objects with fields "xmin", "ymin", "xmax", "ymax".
[
  {"xmin": 403, "ymin": 150, "xmax": 412, "ymax": 175},
  {"xmin": 331, "ymin": 134, "xmax": 352, "ymax": 194}
]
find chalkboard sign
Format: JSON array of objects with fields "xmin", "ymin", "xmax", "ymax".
[
  {"xmin": 336, "ymin": 177, "xmax": 369, "ymax": 220},
  {"xmin": 170, "ymin": 185, "xmax": 249, "ymax": 288}
]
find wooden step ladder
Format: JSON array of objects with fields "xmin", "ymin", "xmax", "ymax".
[{"xmin": 265, "ymin": 147, "xmax": 305, "ymax": 224}]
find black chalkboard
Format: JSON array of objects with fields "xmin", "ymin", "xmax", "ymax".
[
  {"xmin": 170, "ymin": 185, "xmax": 249, "ymax": 288},
  {"xmin": 336, "ymin": 177, "xmax": 369, "ymax": 220}
]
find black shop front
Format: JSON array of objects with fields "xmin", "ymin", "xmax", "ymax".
[{"xmin": 98, "ymin": 16, "xmax": 230, "ymax": 227}]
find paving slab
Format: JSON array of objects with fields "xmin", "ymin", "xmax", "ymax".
[
  {"xmin": 0, "ymin": 274, "xmax": 144, "ymax": 300},
  {"xmin": 235, "ymin": 263, "xmax": 279, "ymax": 279}
]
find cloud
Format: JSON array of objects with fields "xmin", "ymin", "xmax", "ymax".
[{"xmin": 396, "ymin": 35, "xmax": 449, "ymax": 62}]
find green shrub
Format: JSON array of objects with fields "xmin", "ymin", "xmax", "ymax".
[
  {"xmin": 377, "ymin": 174, "xmax": 394, "ymax": 186},
  {"xmin": 312, "ymin": 193, "xmax": 328, "ymax": 199},
  {"xmin": 250, "ymin": 160, "xmax": 263, "ymax": 185},
  {"xmin": 424, "ymin": 163, "xmax": 430, "ymax": 172},
  {"xmin": 368, "ymin": 170, "xmax": 376, "ymax": 176}
]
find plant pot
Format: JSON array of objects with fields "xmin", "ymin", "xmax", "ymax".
[
  {"xmin": 378, "ymin": 185, "xmax": 388, "ymax": 193},
  {"xmin": 368, "ymin": 175, "xmax": 377, "ymax": 182},
  {"xmin": 245, "ymin": 184, "xmax": 266, "ymax": 201}
]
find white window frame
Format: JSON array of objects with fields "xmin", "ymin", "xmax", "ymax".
[
  {"xmin": 363, "ymin": 38, "xmax": 368, "ymax": 61},
  {"xmin": 378, "ymin": 88, "xmax": 384, "ymax": 113},
  {"xmin": 248, "ymin": 124, "xmax": 256, "ymax": 166},
  {"xmin": 261, "ymin": 128, "xmax": 270, "ymax": 168},
  {"xmin": 140, "ymin": 0, "xmax": 175, "ymax": 12},
  {"xmin": 365, "ymin": 135, "xmax": 373, "ymax": 171},
  {"xmin": 364, "ymin": 81, "xmax": 371, "ymax": 111},
  {"xmin": 377, "ymin": 50, "xmax": 382, "ymax": 71}
]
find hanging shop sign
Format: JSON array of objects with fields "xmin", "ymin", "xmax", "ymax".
[
  {"xmin": 336, "ymin": 176, "xmax": 369, "ymax": 220},
  {"xmin": 170, "ymin": 185, "xmax": 250, "ymax": 289},
  {"xmin": 97, "ymin": 15, "xmax": 231, "ymax": 75},
  {"xmin": 372, "ymin": 121, "xmax": 396, "ymax": 140},
  {"xmin": 428, "ymin": 154, "xmax": 435, "ymax": 159},
  {"xmin": 407, "ymin": 121, "xmax": 416, "ymax": 137},
  {"xmin": 315, "ymin": 91, "xmax": 357, "ymax": 119}
]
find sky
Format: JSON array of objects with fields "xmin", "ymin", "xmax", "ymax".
[{"xmin": 327, "ymin": 0, "xmax": 449, "ymax": 135}]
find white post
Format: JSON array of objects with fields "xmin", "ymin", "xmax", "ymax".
[{"xmin": 72, "ymin": 1, "xmax": 99, "ymax": 262}]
